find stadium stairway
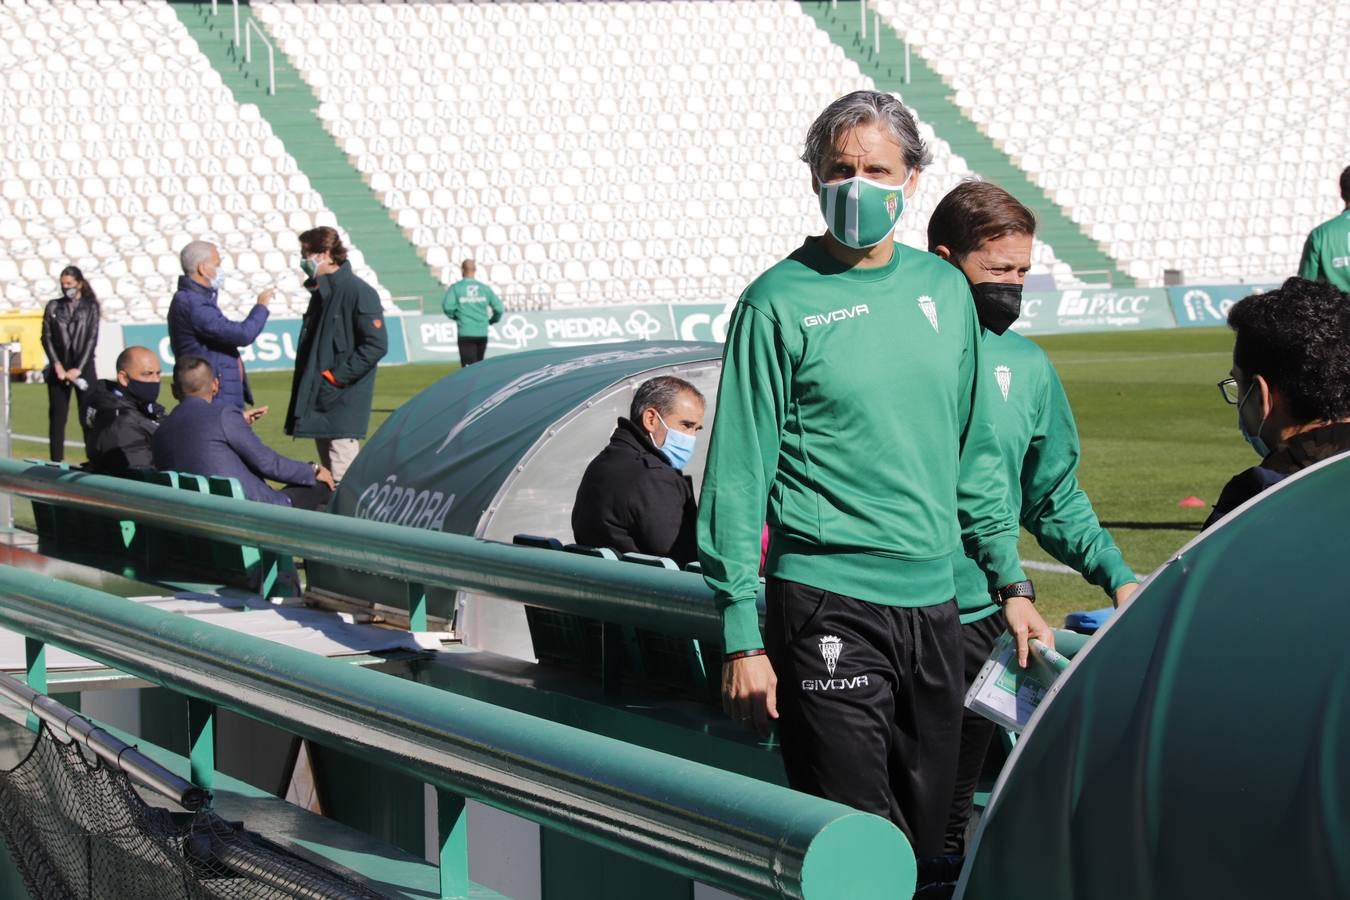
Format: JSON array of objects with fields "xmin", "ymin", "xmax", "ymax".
[
  {"xmin": 799, "ymin": 1, "xmax": 1134, "ymax": 287},
  {"xmin": 173, "ymin": 1, "xmax": 444, "ymax": 311}
]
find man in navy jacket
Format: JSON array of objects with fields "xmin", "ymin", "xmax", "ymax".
[
  {"xmin": 152, "ymin": 356, "xmax": 335, "ymax": 510},
  {"xmin": 167, "ymin": 241, "xmax": 273, "ymax": 411}
]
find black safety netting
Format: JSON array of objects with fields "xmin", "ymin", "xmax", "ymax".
[{"xmin": 0, "ymin": 722, "xmax": 384, "ymax": 900}]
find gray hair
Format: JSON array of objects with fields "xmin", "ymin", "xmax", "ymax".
[
  {"xmin": 801, "ymin": 90, "xmax": 933, "ymax": 177},
  {"xmin": 179, "ymin": 240, "xmax": 217, "ymax": 276},
  {"xmin": 630, "ymin": 376, "xmax": 704, "ymax": 423}
]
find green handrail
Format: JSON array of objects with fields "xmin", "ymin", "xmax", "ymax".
[
  {"xmin": 0, "ymin": 566, "xmax": 913, "ymax": 899},
  {"xmin": 0, "ymin": 460, "xmax": 751, "ymax": 643}
]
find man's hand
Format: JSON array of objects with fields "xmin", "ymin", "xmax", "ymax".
[
  {"xmin": 65, "ymin": 367, "xmax": 81, "ymax": 383},
  {"xmin": 53, "ymin": 363, "xmax": 67, "ymax": 381},
  {"xmin": 1113, "ymin": 582, "xmax": 1140, "ymax": 608},
  {"xmin": 722, "ymin": 654, "xmax": 778, "ymax": 735},
  {"xmin": 1003, "ymin": 596, "xmax": 1055, "ymax": 668},
  {"xmin": 257, "ymin": 288, "xmax": 275, "ymax": 307},
  {"xmin": 242, "ymin": 405, "xmax": 269, "ymax": 425},
  {"xmin": 314, "ymin": 465, "xmax": 336, "ymax": 490}
]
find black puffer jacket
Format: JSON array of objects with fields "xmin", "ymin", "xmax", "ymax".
[
  {"xmin": 1204, "ymin": 422, "xmax": 1350, "ymax": 528},
  {"xmin": 571, "ymin": 417, "xmax": 698, "ymax": 565},
  {"xmin": 41, "ymin": 296, "xmax": 99, "ymax": 375},
  {"xmin": 83, "ymin": 380, "xmax": 164, "ymax": 476}
]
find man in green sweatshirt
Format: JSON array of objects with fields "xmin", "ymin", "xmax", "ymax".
[
  {"xmin": 441, "ymin": 259, "xmax": 504, "ymax": 367},
  {"xmin": 697, "ymin": 91, "xmax": 1054, "ymax": 860},
  {"xmin": 1298, "ymin": 166, "xmax": 1350, "ymax": 293},
  {"xmin": 927, "ymin": 180, "xmax": 1138, "ymax": 855}
]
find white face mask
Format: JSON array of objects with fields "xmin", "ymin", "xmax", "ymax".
[{"xmin": 209, "ymin": 268, "xmax": 225, "ymax": 291}]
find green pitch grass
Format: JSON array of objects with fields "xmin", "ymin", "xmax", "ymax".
[{"xmin": 6, "ymin": 328, "xmax": 1247, "ymax": 625}]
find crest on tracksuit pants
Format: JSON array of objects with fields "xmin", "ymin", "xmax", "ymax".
[{"xmin": 819, "ymin": 635, "xmax": 843, "ymax": 675}]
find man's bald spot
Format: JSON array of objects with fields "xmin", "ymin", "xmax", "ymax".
[{"xmin": 116, "ymin": 345, "xmax": 157, "ymax": 374}]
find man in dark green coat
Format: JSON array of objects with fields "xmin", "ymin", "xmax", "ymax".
[{"xmin": 285, "ymin": 227, "xmax": 388, "ymax": 482}]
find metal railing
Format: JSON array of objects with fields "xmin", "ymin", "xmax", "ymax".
[
  {"xmin": 0, "ymin": 460, "xmax": 750, "ymax": 643},
  {"xmin": 244, "ymin": 16, "xmax": 276, "ymax": 96},
  {"xmin": 0, "ymin": 565, "xmax": 912, "ymax": 900},
  {"xmin": 211, "ymin": 0, "xmax": 241, "ymax": 49},
  {"xmin": 0, "ymin": 343, "xmax": 14, "ymax": 531},
  {"xmin": 0, "ymin": 671, "xmax": 208, "ymax": 811}
]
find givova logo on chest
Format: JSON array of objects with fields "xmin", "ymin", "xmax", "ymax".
[{"xmin": 802, "ymin": 304, "xmax": 870, "ymax": 328}]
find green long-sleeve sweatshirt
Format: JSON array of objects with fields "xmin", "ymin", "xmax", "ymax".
[
  {"xmin": 441, "ymin": 278, "xmax": 504, "ymax": 338},
  {"xmin": 1298, "ymin": 210, "xmax": 1350, "ymax": 293},
  {"xmin": 954, "ymin": 328, "xmax": 1135, "ymax": 625},
  {"xmin": 698, "ymin": 238, "xmax": 1026, "ymax": 653}
]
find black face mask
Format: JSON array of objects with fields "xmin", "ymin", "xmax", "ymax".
[
  {"xmin": 123, "ymin": 378, "xmax": 161, "ymax": 407},
  {"xmin": 971, "ymin": 282, "xmax": 1023, "ymax": 335}
]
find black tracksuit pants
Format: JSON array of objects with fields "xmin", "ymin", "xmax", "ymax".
[
  {"xmin": 457, "ymin": 336, "xmax": 488, "ymax": 366},
  {"xmin": 766, "ymin": 577, "xmax": 964, "ymax": 858},
  {"xmin": 943, "ymin": 611, "xmax": 1006, "ymax": 855}
]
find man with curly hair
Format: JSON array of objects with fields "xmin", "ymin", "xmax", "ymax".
[{"xmin": 1208, "ymin": 277, "xmax": 1350, "ymax": 527}]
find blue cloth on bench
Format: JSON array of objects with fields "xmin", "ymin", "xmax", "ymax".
[{"xmin": 1064, "ymin": 607, "xmax": 1115, "ymax": 634}]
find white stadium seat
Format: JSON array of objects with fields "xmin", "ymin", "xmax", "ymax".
[
  {"xmin": 252, "ymin": 0, "xmax": 1076, "ymax": 306},
  {"xmin": 0, "ymin": 1, "xmax": 392, "ymax": 322},
  {"xmin": 872, "ymin": 0, "xmax": 1343, "ymax": 285}
]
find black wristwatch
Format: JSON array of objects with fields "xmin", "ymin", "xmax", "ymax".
[{"xmin": 993, "ymin": 580, "xmax": 1036, "ymax": 606}]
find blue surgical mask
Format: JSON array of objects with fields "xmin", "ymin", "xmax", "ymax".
[
  {"xmin": 656, "ymin": 413, "xmax": 697, "ymax": 470},
  {"xmin": 1237, "ymin": 383, "xmax": 1270, "ymax": 458},
  {"xmin": 209, "ymin": 268, "xmax": 225, "ymax": 291}
]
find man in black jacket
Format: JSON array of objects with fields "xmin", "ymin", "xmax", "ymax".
[
  {"xmin": 1208, "ymin": 277, "xmax": 1350, "ymax": 528},
  {"xmin": 571, "ymin": 376, "xmax": 705, "ymax": 565},
  {"xmin": 84, "ymin": 346, "xmax": 165, "ymax": 476}
]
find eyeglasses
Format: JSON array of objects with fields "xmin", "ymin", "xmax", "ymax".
[{"xmin": 1217, "ymin": 377, "xmax": 1242, "ymax": 405}]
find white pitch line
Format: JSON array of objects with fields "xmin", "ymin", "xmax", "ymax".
[
  {"xmin": 1051, "ymin": 351, "xmax": 1230, "ymax": 366},
  {"xmin": 1020, "ymin": 559, "xmax": 1147, "ymax": 580},
  {"xmin": 9, "ymin": 433, "xmax": 81, "ymax": 449}
]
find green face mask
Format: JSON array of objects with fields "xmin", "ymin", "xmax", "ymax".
[
  {"xmin": 817, "ymin": 172, "xmax": 912, "ymax": 249},
  {"xmin": 300, "ymin": 257, "xmax": 318, "ymax": 278}
]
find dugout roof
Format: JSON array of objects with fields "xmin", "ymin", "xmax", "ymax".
[
  {"xmin": 316, "ymin": 341, "xmax": 724, "ymax": 658},
  {"xmin": 960, "ymin": 452, "xmax": 1350, "ymax": 898}
]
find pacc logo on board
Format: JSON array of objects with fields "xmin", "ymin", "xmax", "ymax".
[{"xmin": 1057, "ymin": 291, "xmax": 1151, "ymax": 317}]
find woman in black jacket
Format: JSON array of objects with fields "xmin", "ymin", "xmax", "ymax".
[{"xmin": 41, "ymin": 265, "xmax": 101, "ymax": 462}]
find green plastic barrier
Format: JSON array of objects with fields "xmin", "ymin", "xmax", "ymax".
[
  {"xmin": 0, "ymin": 459, "xmax": 735, "ymax": 644},
  {"xmin": 0, "ymin": 566, "xmax": 912, "ymax": 899}
]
